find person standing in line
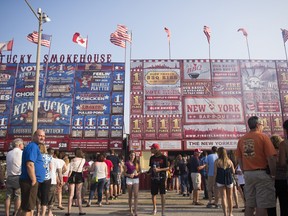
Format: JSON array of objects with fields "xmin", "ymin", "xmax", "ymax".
[
  {"xmin": 173, "ymin": 154, "xmax": 181, "ymax": 194},
  {"xmin": 214, "ymin": 147, "xmax": 235, "ymax": 216},
  {"xmin": 19, "ymin": 129, "xmax": 46, "ymax": 216},
  {"xmin": 189, "ymin": 148, "xmax": 206, "ymax": 205},
  {"xmin": 81, "ymin": 157, "xmax": 90, "ymax": 204},
  {"xmin": 200, "ymin": 151, "xmax": 208, "ymax": 200},
  {"xmin": 148, "ymin": 143, "xmax": 169, "ymax": 216},
  {"xmin": 5, "ymin": 138, "xmax": 24, "ymax": 216},
  {"xmin": 119, "ymin": 155, "xmax": 126, "ymax": 195},
  {"xmin": 234, "ymin": 162, "xmax": 245, "ymax": 212},
  {"xmin": 54, "ymin": 150, "xmax": 67, "ymax": 210},
  {"xmin": 103, "ymin": 153, "xmax": 113, "ymax": 205},
  {"xmin": 206, "ymin": 146, "xmax": 220, "ymax": 208},
  {"xmin": 236, "ymin": 116, "xmax": 277, "ymax": 216},
  {"xmin": 178, "ymin": 154, "xmax": 189, "ymax": 197},
  {"xmin": 65, "ymin": 148, "xmax": 86, "ymax": 216},
  {"xmin": 107, "ymin": 149, "xmax": 120, "ymax": 200},
  {"xmin": 124, "ymin": 151, "xmax": 141, "ymax": 216},
  {"xmin": 166, "ymin": 160, "xmax": 173, "ymax": 191},
  {"xmin": 186, "ymin": 155, "xmax": 194, "ymax": 199},
  {"xmin": 271, "ymin": 133, "xmax": 288, "ymax": 216},
  {"xmin": 47, "ymin": 147, "xmax": 62, "ymax": 216},
  {"xmin": 86, "ymin": 153, "xmax": 107, "ymax": 207},
  {"xmin": 36, "ymin": 144, "xmax": 52, "ymax": 216},
  {"xmin": 62, "ymin": 155, "xmax": 70, "ymax": 195}
]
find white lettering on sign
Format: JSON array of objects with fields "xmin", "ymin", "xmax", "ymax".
[
  {"xmin": 13, "ymin": 100, "xmax": 71, "ymax": 116},
  {"xmin": 185, "ymin": 97, "xmax": 244, "ymax": 123}
]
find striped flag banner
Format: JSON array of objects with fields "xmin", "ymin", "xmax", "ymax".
[
  {"xmin": 164, "ymin": 27, "xmax": 171, "ymax": 41},
  {"xmin": 281, "ymin": 28, "xmax": 288, "ymax": 43},
  {"xmin": 203, "ymin": 25, "xmax": 211, "ymax": 44},
  {"xmin": 110, "ymin": 32, "xmax": 126, "ymax": 48},
  {"xmin": 27, "ymin": 31, "xmax": 51, "ymax": 47},
  {"xmin": 116, "ymin": 24, "xmax": 131, "ymax": 43},
  {"xmin": 238, "ymin": 28, "xmax": 248, "ymax": 37}
]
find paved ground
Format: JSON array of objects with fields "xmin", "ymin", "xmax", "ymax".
[{"xmin": 1, "ymin": 190, "xmax": 250, "ymax": 216}]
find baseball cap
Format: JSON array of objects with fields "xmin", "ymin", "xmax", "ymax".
[
  {"xmin": 149, "ymin": 143, "xmax": 160, "ymax": 150},
  {"xmin": 194, "ymin": 148, "xmax": 203, "ymax": 153}
]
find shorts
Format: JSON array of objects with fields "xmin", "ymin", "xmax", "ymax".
[
  {"xmin": 68, "ymin": 172, "xmax": 84, "ymax": 184},
  {"xmin": 151, "ymin": 178, "xmax": 166, "ymax": 195},
  {"xmin": 110, "ymin": 172, "xmax": 119, "ymax": 185},
  {"xmin": 191, "ymin": 173, "xmax": 201, "ymax": 190},
  {"xmin": 126, "ymin": 177, "xmax": 139, "ymax": 185},
  {"xmin": 6, "ymin": 175, "xmax": 21, "ymax": 200},
  {"xmin": 216, "ymin": 183, "xmax": 233, "ymax": 188},
  {"xmin": 104, "ymin": 178, "xmax": 110, "ymax": 191},
  {"xmin": 63, "ymin": 176, "xmax": 68, "ymax": 183},
  {"xmin": 37, "ymin": 179, "xmax": 51, "ymax": 205},
  {"xmin": 244, "ymin": 170, "xmax": 275, "ymax": 208},
  {"xmin": 20, "ymin": 179, "xmax": 39, "ymax": 212}
]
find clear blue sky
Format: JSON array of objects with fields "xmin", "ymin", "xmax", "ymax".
[{"xmin": 1, "ymin": 0, "xmax": 288, "ymax": 62}]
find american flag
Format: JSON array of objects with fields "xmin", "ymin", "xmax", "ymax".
[
  {"xmin": 238, "ymin": 28, "xmax": 248, "ymax": 37},
  {"xmin": 164, "ymin": 27, "xmax": 171, "ymax": 41},
  {"xmin": 116, "ymin": 24, "xmax": 131, "ymax": 43},
  {"xmin": 27, "ymin": 31, "xmax": 51, "ymax": 47},
  {"xmin": 110, "ymin": 32, "xmax": 126, "ymax": 48},
  {"xmin": 203, "ymin": 25, "xmax": 211, "ymax": 44},
  {"xmin": 281, "ymin": 28, "xmax": 288, "ymax": 43}
]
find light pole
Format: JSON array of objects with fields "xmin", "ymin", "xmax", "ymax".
[{"xmin": 24, "ymin": 0, "xmax": 51, "ymax": 135}]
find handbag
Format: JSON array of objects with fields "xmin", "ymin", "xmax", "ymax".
[
  {"xmin": 69, "ymin": 159, "xmax": 83, "ymax": 183},
  {"xmin": 92, "ymin": 162, "xmax": 98, "ymax": 183},
  {"xmin": 93, "ymin": 176, "xmax": 98, "ymax": 183}
]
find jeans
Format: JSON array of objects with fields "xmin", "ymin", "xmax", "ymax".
[
  {"xmin": 180, "ymin": 173, "xmax": 188, "ymax": 194},
  {"xmin": 89, "ymin": 178, "xmax": 106, "ymax": 203}
]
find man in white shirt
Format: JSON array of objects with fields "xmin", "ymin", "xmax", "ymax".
[
  {"xmin": 54, "ymin": 150, "xmax": 66, "ymax": 210},
  {"xmin": 47, "ymin": 147, "xmax": 62, "ymax": 216},
  {"xmin": 5, "ymin": 138, "xmax": 24, "ymax": 216}
]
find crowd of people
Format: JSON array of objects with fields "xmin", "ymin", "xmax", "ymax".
[{"xmin": 1, "ymin": 115, "xmax": 288, "ymax": 216}]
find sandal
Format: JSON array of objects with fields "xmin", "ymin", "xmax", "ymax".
[{"xmin": 57, "ymin": 206, "xmax": 65, "ymax": 210}]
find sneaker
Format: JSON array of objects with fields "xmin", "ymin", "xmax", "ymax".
[
  {"xmin": 214, "ymin": 204, "xmax": 222, "ymax": 208},
  {"xmin": 206, "ymin": 203, "xmax": 213, "ymax": 208},
  {"xmin": 108, "ymin": 196, "xmax": 113, "ymax": 200}
]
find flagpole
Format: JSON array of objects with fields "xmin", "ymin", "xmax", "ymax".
[
  {"xmin": 168, "ymin": 40, "xmax": 171, "ymax": 59},
  {"xmin": 47, "ymin": 35, "xmax": 52, "ymax": 62},
  {"xmin": 10, "ymin": 38, "xmax": 14, "ymax": 57},
  {"xmin": 45, "ymin": 35, "xmax": 52, "ymax": 76},
  {"xmin": 208, "ymin": 43, "xmax": 211, "ymax": 60},
  {"xmin": 85, "ymin": 35, "xmax": 88, "ymax": 57},
  {"xmin": 245, "ymin": 36, "xmax": 251, "ymax": 60},
  {"xmin": 283, "ymin": 41, "xmax": 288, "ymax": 67},
  {"xmin": 130, "ymin": 31, "xmax": 132, "ymax": 60}
]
